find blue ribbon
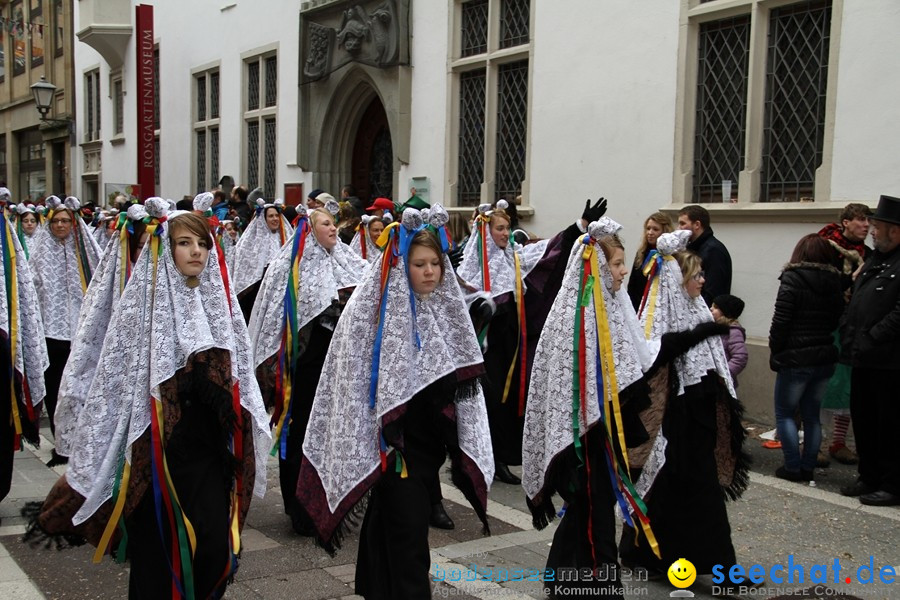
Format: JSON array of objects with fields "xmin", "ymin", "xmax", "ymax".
[{"xmin": 641, "ymin": 249, "xmax": 664, "ymax": 275}]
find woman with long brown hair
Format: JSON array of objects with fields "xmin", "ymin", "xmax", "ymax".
[{"xmin": 627, "ymin": 211, "xmax": 673, "ymax": 312}]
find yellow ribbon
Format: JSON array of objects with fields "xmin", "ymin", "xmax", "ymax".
[
  {"xmin": 92, "ymin": 462, "xmax": 131, "ymax": 563},
  {"xmin": 501, "ymin": 251, "xmax": 523, "ymax": 404},
  {"xmin": 585, "ymin": 244, "xmax": 660, "ymax": 559},
  {"xmin": 375, "ymin": 222, "xmax": 400, "ymax": 249},
  {"xmin": 4, "ymin": 222, "xmax": 22, "ymax": 438},
  {"xmin": 642, "ymin": 256, "xmax": 674, "ymax": 340}
]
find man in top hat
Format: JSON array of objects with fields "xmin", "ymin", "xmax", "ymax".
[{"xmin": 839, "ymin": 194, "xmax": 900, "ymax": 506}]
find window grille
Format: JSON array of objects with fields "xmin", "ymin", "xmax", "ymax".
[
  {"xmin": 495, "ymin": 60, "xmax": 528, "ymax": 203},
  {"xmin": 761, "ymin": 0, "xmax": 831, "ymax": 202},
  {"xmin": 462, "ymin": 0, "xmax": 488, "ymax": 57},
  {"xmin": 247, "ymin": 121, "xmax": 260, "ymax": 190},
  {"xmin": 500, "ymin": 0, "xmax": 529, "ymax": 49},
  {"xmin": 693, "ymin": 16, "xmax": 750, "ymax": 203},
  {"xmin": 458, "ymin": 69, "xmax": 486, "ymax": 206}
]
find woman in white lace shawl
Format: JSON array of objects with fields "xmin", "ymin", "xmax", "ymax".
[
  {"xmin": 28, "ymin": 206, "xmax": 270, "ymax": 599},
  {"xmin": 247, "ymin": 199, "xmax": 368, "ymax": 536},
  {"xmin": 297, "ymin": 206, "xmax": 494, "ymax": 599},
  {"xmin": 14, "ymin": 203, "xmax": 40, "ymax": 259},
  {"xmin": 53, "ymin": 203, "xmax": 149, "ymax": 462},
  {"xmin": 457, "ymin": 198, "xmax": 608, "ymax": 485},
  {"xmin": 522, "ymin": 218, "xmax": 656, "ymax": 598},
  {"xmin": 349, "ymin": 213, "xmax": 390, "ymax": 263},
  {"xmin": 0, "ymin": 190, "xmax": 49, "ymax": 507},
  {"xmin": 29, "ymin": 195, "xmax": 101, "ymax": 455},
  {"xmin": 620, "ymin": 230, "xmax": 749, "ymax": 577},
  {"xmin": 232, "ymin": 197, "xmax": 293, "ymax": 322}
]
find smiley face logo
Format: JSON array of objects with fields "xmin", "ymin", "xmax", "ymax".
[{"xmin": 668, "ymin": 558, "xmax": 696, "ymax": 589}]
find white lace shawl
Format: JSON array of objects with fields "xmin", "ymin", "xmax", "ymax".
[
  {"xmin": 55, "ymin": 229, "xmax": 135, "ymax": 457},
  {"xmin": 457, "ymin": 223, "xmax": 549, "ymax": 298},
  {"xmin": 349, "ymin": 228, "xmax": 380, "ymax": 263},
  {"xmin": 93, "ymin": 223, "xmax": 114, "ymax": 248},
  {"xmin": 638, "ymin": 231, "xmax": 736, "ymax": 397},
  {"xmin": 248, "ymin": 227, "xmax": 369, "ymax": 370},
  {"xmin": 30, "ymin": 217, "xmax": 102, "ymax": 341},
  {"xmin": 67, "ymin": 221, "xmax": 271, "ymax": 525},
  {"xmin": 220, "ymin": 233, "xmax": 239, "ymax": 273},
  {"xmin": 303, "ymin": 252, "xmax": 494, "ymax": 515},
  {"xmin": 522, "ymin": 220, "xmax": 653, "ymax": 502},
  {"xmin": 0, "ymin": 215, "xmax": 48, "ymax": 407},
  {"xmin": 231, "ymin": 212, "xmax": 293, "ymax": 295}
]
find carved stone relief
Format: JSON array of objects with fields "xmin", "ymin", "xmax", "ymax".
[{"xmin": 300, "ymin": 0, "xmax": 407, "ymax": 82}]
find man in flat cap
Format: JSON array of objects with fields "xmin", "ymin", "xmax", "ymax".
[{"xmin": 840, "ymin": 195, "xmax": 900, "ymax": 506}]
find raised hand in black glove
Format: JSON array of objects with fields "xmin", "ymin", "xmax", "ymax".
[{"xmin": 581, "ymin": 197, "xmax": 608, "ymax": 224}]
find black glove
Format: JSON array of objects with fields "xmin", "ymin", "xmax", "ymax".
[
  {"xmin": 581, "ymin": 197, "xmax": 608, "ymax": 223},
  {"xmin": 655, "ymin": 321, "xmax": 730, "ymax": 366}
]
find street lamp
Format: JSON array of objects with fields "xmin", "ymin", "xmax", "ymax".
[{"xmin": 30, "ymin": 76, "xmax": 70, "ymax": 129}]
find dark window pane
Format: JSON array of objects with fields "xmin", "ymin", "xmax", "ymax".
[
  {"xmin": 693, "ymin": 16, "xmax": 750, "ymax": 203},
  {"xmin": 495, "ymin": 60, "xmax": 528, "ymax": 204},
  {"xmin": 247, "ymin": 121, "xmax": 259, "ymax": 190},
  {"xmin": 265, "ymin": 56, "xmax": 277, "ymax": 107},
  {"xmin": 114, "ymin": 80, "xmax": 124, "ymax": 134},
  {"xmin": 210, "ymin": 71, "xmax": 220, "ymax": 119},
  {"xmin": 461, "ymin": 0, "xmax": 488, "ymax": 57},
  {"xmin": 210, "ymin": 127, "xmax": 219, "ymax": 191},
  {"xmin": 196, "ymin": 130, "xmax": 207, "ymax": 195},
  {"xmin": 86, "ymin": 73, "xmax": 94, "ymax": 141},
  {"xmin": 154, "ymin": 137, "xmax": 161, "ymax": 187},
  {"xmin": 264, "ymin": 118, "xmax": 277, "ymax": 199},
  {"xmin": 458, "ymin": 68, "xmax": 486, "ymax": 206},
  {"xmin": 197, "ymin": 75, "xmax": 207, "ymax": 121},
  {"xmin": 761, "ymin": 0, "xmax": 832, "ymax": 203},
  {"xmin": 248, "ymin": 61, "xmax": 260, "ymax": 111},
  {"xmin": 500, "ymin": 0, "xmax": 530, "ymax": 49}
]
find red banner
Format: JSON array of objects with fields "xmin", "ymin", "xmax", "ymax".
[{"xmin": 135, "ymin": 4, "xmax": 155, "ymax": 199}]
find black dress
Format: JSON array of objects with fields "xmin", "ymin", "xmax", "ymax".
[{"xmin": 355, "ymin": 376, "xmax": 456, "ymax": 600}]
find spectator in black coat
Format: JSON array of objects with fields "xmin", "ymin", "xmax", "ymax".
[
  {"xmin": 769, "ymin": 234, "xmax": 843, "ymax": 483},
  {"xmin": 839, "ymin": 194, "xmax": 900, "ymax": 506},
  {"xmin": 678, "ymin": 205, "xmax": 732, "ymax": 305}
]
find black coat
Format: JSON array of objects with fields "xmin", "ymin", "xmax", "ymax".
[
  {"xmin": 687, "ymin": 228, "xmax": 732, "ymax": 306},
  {"xmin": 769, "ymin": 263, "xmax": 844, "ymax": 371},
  {"xmin": 840, "ymin": 245, "xmax": 900, "ymax": 370}
]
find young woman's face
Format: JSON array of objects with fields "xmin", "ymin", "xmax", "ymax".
[
  {"xmin": 645, "ymin": 219, "xmax": 664, "ymax": 246},
  {"xmin": 49, "ymin": 210, "xmax": 74, "ymax": 240},
  {"xmin": 313, "ymin": 213, "xmax": 338, "ymax": 250},
  {"xmin": 172, "ymin": 228, "xmax": 210, "ymax": 277},
  {"xmin": 490, "ymin": 216, "xmax": 511, "ymax": 249},
  {"xmin": 685, "ymin": 269, "xmax": 705, "ymax": 299},
  {"xmin": 265, "ymin": 207, "xmax": 281, "ymax": 232},
  {"xmin": 608, "ymin": 247, "xmax": 628, "ymax": 292},
  {"xmin": 21, "ymin": 213, "xmax": 38, "ymax": 235},
  {"xmin": 223, "ymin": 221, "xmax": 237, "ymax": 239},
  {"xmin": 368, "ymin": 219, "xmax": 385, "ymax": 244},
  {"xmin": 408, "ymin": 244, "xmax": 442, "ymax": 295}
]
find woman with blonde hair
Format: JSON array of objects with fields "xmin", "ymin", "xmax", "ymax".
[
  {"xmin": 627, "ymin": 211, "xmax": 673, "ymax": 312},
  {"xmin": 248, "ymin": 200, "xmax": 368, "ymax": 536}
]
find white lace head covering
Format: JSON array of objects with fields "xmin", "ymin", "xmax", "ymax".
[
  {"xmin": 67, "ymin": 205, "xmax": 271, "ymax": 525},
  {"xmin": 457, "ymin": 200, "xmax": 549, "ymax": 297},
  {"xmin": 639, "ymin": 230, "xmax": 735, "ymax": 396},
  {"xmin": 247, "ymin": 207, "xmax": 369, "ymax": 372},
  {"xmin": 231, "ymin": 197, "xmax": 293, "ymax": 294},
  {"xmin": 523, "ymin": 218, "xmax": 654, "ymax": 501},
  {"xmin": 349, "ymin": 213, "xmax": 393, "ymax": 263},
  {"xmin": 216, "ymin": 219, "xmax": 241, "ymax": 273},
  {"xmin": 30, "ymin": 195, "xmax": 102, "ymax": 341},
  {"xmin": 54, "ymin": 201, "xmax": 152, "ymax": 457},
  {"xmin": 299, "ymin": 205, "xmax": 494, "ymax": 540},
  {"xmin": 0, "ymin": 206, "xmax": 49, "ymax": 441}
]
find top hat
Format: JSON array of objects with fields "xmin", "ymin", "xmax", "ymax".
[{"xmin": 871, "ymin": 195, "xmax": 900, "ymax": 225}]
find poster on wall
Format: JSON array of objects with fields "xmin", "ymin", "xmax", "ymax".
[{"xmin": 104, "ymin": 183, "xmax": 141, "ymax": 208}]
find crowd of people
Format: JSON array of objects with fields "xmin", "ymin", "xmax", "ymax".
[{"xmin": 0, "ymin": 180, "xmax": 897, "ymax": 599}]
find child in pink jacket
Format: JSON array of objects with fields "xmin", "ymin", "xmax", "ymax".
[{"xmin": 712, "ymin": 294, "xmax": 748, "ymax": 387}]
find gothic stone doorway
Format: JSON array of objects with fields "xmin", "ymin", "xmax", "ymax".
[{"xmin": 351, "ymin": 97, "xmax": 393, "ymax": 205}]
